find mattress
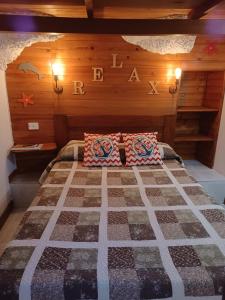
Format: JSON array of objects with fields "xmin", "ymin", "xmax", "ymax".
[{"xmin": 0, "ymin": 159, "xmax": 225, "ymax": 300}]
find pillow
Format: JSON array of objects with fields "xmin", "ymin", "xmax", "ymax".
[
  {"xmin": 83, "ymin": 133, "xmax": 122, "ymax": 166},
  {"xmin": 52, "ymin": 140, "xmax": 126, "ymax": 163},
  {"xmin": 158, "ymin": 142, "xmax": 183, "ymax": 165},
  {"xmin": 122, "ymin": 132, "xmax": 162, "ymax": 166},
  {"xmin": 57, "ymin": 140, "xmax": 84, "ymax": 161}
]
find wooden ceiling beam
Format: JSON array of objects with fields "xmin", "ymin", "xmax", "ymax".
[
  {"xmin": 84, "ymin": 0, "xmax": 94, "ymax": 18},
  {"xmin": 189, "ymin": 0, "xmax": 225, "ymax": 19},
  {"xmin": 1, "ymin": 15, "xmax": 225, "ymax": 34}
]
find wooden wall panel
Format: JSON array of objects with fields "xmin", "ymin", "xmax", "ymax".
[
  {"xmin": 177, "ymin": 71, "xmax": 207, "ymax": 107},
  {"xmin": 6, "ymin": 34, "xmax": 225, "ymax": 144}
]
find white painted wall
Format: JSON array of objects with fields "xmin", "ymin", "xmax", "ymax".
[
  {"xmin": 0, "ymin": 70, "xmax": 15, "ymax": 215},
  {"xmin": 214, "ymin": 94, "xmax": 225, "ymax": 176}
]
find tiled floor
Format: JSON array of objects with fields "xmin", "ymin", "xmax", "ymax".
[
  {"xmin": 184, "ymin": 160, "xmax": 225, "ymax": 205},
  {"xmin": 184, "ymin": 160, "xmax": 225, "ymax": 181}
]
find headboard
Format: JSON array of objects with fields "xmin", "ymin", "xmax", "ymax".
[{"xmin": 54, "ymin": 114, "xmax": 176, "ymax": 148}]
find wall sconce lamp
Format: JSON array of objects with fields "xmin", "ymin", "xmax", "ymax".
[
  {"xmin": 169, "ymin": 67, "xmax": 182, "ymax": 95},
  {"xmin": 52, "ymin": 63, "xmax": 63, "ymax": 94}
]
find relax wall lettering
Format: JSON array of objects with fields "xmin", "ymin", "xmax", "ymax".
[{"xmin": 73, "ymin": 53, "xmax": 160, "ymax": 95}]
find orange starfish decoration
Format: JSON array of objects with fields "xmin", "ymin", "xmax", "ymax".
[{"xmin": 17, "ymin": 93, "xmax": 34, "ymax": 107}]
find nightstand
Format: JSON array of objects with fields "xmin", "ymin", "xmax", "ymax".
[
  {"xmin": 11, "ymin": 143, "xmax": 57, "ymax": 173},
  {"xmin": 9, "ymin": 143, "xmax": 58, "ymax": 208}
]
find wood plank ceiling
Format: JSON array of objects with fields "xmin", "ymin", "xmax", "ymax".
[
  {"xmin": 0, "ymin": 0, "xmax": 225, "ymax": 33},
  {"xmin": 0, "ymin": 0, "xmax": 225, "ymax": 19}
]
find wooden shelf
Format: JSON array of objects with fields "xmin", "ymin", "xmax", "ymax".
[
  {"xmin": 177, "ymin": 106, "xmax": 219, "ymax": 113},
  {"xmin": 11, "ymin": 142, "xmax": 57, "ymax": 153},
  {"xmin": 175, "ymin": 70, "xmax": 225, "ymax": 168},
  {"xmin": 175, "ymin": 135, "xmax": 214, "ymax": 142}
]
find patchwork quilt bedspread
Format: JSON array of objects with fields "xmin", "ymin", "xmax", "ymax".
[{"xmin": 0, "ymin": 159, "xmax": 225, "ymax": 300}]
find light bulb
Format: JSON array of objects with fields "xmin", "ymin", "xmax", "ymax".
[
  {"xmin": 52, "ymin": 63, "xmax": 63, "ymax": 76},
  {"xmin": 175, "ymin": 67, "xmax": 182, "ymax": 80}
]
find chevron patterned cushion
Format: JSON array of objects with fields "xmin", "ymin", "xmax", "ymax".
[
  {"xmin": 83, "ymin": 133, "xmax": 122, "ymax": 166},
  {"xmin": 122, "ymin": 132, "xmax": 163, "ymax": 166}
]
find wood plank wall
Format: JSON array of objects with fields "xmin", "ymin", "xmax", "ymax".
[{"xmin": 6, "ymin": 34, "xmax": 225, "ymax": 144}]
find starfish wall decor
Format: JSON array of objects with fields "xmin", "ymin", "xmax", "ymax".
[
  {"xmin": 203, "ymin": 41, "xmax": 218, "ymax": 55},
  {"xmin": 17, "ymin": 93, "xmax": 34, "ymax": 107}
]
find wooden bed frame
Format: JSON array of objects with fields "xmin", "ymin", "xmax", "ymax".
[{"xmin": 54, "ymin": 114, "xmax": 176, "ymax": 148}]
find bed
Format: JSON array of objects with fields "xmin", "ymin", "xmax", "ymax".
[{"xmin": 0, "ymin": 114, "xmax": 225, "ymax": 300}]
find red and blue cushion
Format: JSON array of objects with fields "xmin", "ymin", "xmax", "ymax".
[
  {"xmin": 122, "ymin": 132, "xmax": 163, "ymax": 166},
  {"xmin": 83, "ymin": 133, "xmax": 122, "ymax": 167}
]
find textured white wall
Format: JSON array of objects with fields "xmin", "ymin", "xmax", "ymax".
[
  {"xmin": 214, "ymin": 94, "xmax": 225, "ymax": 176},
  {"xmin": 0, "ymin": 70, "xmax": 15, "ymax": 215}
]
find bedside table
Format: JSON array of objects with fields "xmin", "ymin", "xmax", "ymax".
[
  {"xmin": 10, "ymin": 143, "xmax": 58, "ymax": 208},
  {"xmin": 11, "ymin": 143, "xmax": 57, "ymax": 173}
]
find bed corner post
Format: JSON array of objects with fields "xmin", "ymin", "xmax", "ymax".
[{"xmin": 54, "ymin": 114, "xmax": 68, "ymax": 148}]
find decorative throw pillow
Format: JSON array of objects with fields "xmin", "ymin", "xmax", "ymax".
[
  {"xmin": 158, "ymin": 142, "xmax": 183, "ymax": 165},
  {"xmin": 122, "ymin": 132, "xmax": 162, "ymax": 166},
  {"xmin": 83, "ymin": 133, "xmax": 122, "ymax": 166},
  {"xmin": 57, "ymin": 140, "xmax": 84, "ymax": 161}
]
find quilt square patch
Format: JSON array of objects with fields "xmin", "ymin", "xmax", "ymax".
[
  {"xmin": 108, "ymin": 247, "xmax": 172, "ymax": 299},
  {"xmin": 164, "ymin": 160, "xmax": 183, "ymax": 169},
  {"xmin": 65, "ymin": 188, "xmax": 101, "ymax": 207},
  {"xmin": 64, "ymin": 269, "xmax": 98, "ymax": 299},
  {"xmin": 44, "ymin": 171, "xmax": 70, "ymax": 184},
  {"xmin": 15, "ymin": 210, "xmax": 52, "ymax": 240},
  {"xmin": 205, "ymin": 266, "xmax": 225, "ymax": 295},
  {"xmin": 169, "ymin": 244, "xmax": 225, "ymax": 296},
  {"xmin": 108, "ymin": 211, "xmax": 155, "ymax": 240},
  {"xmin": 37, "ymin": 247, "xmax": 71, "ymax": 270},
  {"xmin": 200, "ymin": 209, "xmax": 225, "ymax": 238},
  {"xmin": 108, "ymin": 165, "xmax": 132, "ymax": 170},
  {"xmin": 0, "ymin": 269, "xmax": 25, "ymax": 299},
  {"xmin": 0, "ymin": 247, "xmax": 34, "ymax": 270},
  {"xmin": 155, "ymin": 209, "xmax": 209, "ymax": 239},
  {"xmin": 137, "ymin": 164, "xmax": 163, "ymax": 170},
  {"xmin": 137, "ymin": 268, "xmax": 172, "ymax": 299},
  {"xmin": 51, "ymin": 211, "xmax": 100, "ymax": 242},
  {"xmin": 194, "ymin": 244, "xmax": 225, "ymax": 267},
  {"xmin": 32, "ymin": 187, "xmax": 63, "ymax": 206},
  {"xmin": 139, "ymin": 171, "xmax": 172, "ymax": 185},
  {"xmin": 33, "ymin": 248, "xmax": 98, "ymax": 299},
  {"xmin": 53, "ymin": 161, "xmax": 73, "ymax": 170},
  {"xmin": 183, "ymin": 186, "xmax": 216, "ymax": 205},
  {"xmin": 108, "ymin": 187, "xmax": 144, "ymax": 207},
  {"xmin": 77, "ymin": 161, "xmax": 101, "ymax": 170},
  {"xmin": 32, "ymin": 270, "xmax": 65, "ymax": 300},
  {"xmin": 72, "ymin": 171, "xmax": 102, "ymax": 185},
  {"xmin": 171, "ymin": 170, "xmax": 196, "ymax": 184},
  {"xmin": 109, "ymin": 268, "xmax": 140, "ymax": 300},
  {"xmin": 146, "ymin": 187, "xmax": 186, "ymax": 206},
  {"xmin": 169, "ymin": 245, "xmax": 202, "ymax": 268},
  {"xmin": 177, "ymin": 266, "xmax": 215, "ymax": 296},
  {"xmin": 107, "ymin": 171, "xmax": 137, "ymax": 185}
]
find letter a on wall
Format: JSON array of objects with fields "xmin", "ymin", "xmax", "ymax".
[{"xmin": 128, "ymin": 68, "xmax": 140, "ymax": 82}]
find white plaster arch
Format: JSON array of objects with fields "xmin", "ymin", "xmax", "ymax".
[
  {"xmin": 121, "ymin": 35, "xmax": 196, "ymax": 55},
  {"xmin": 0, "ymin": 33, "xmax": 63, "ymax": 71}
]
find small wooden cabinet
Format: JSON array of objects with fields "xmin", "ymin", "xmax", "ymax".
[
  {"xmin": 9, "ymin": 143, "xmax": 57, "ymax": 208},
  {"xmin": 174, "ymin": 71, "xmax": 225, "ymax": 168},
  {"xmin": 11, "ymin": 143, "xmax": 57, "ymax": 173}
]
